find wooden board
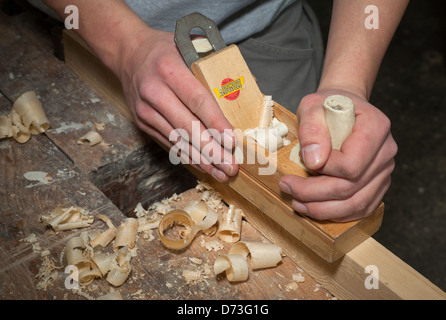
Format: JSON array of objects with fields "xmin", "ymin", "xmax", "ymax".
[{"xmin": 62, "ymin": 29, "xmax": 383, "ymax": 262}]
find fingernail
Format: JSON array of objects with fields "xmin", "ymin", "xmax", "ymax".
[
  {"xmin": 222, "ymin": 162, "xmax": 234, "ymax": 176},
  {"xmin": 292, "ymin": 200, "xmax": 308, "ymax": 215},
  {"xmin": 279, "ymin": 182, "xmax": 291, "ymax": 195},
  {"xmin": 302, "ymin": 144, "xmax": 321, "ymax": 167},
  {"xmin": 211, "ymin": 167, "xmax": 227, "ymax": 182}
]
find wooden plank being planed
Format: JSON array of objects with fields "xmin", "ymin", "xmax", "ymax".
[{"xmin": 62, "ymin": 29, "xmax": 383, "ymax": 263}]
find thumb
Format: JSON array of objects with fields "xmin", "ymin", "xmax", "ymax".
[{"xmin": 297, "ymin": 94, "xmax": 332, "ymax": 171}]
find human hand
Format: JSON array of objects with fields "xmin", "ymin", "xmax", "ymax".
[
  {"xmin": 116, "ymin": 28, "xmax": 238, "ymax": 182},
  {"xmin": 279, "ymin": 89, "xmax": 398, "ymax": 222}
]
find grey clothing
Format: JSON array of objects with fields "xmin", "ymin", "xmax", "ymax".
[
  {"xmin": 124, "ymin": 0, "xmax": 296, "ymax": 45},
  {"xmin": 238, "ymin": 1, "xmax": 324, "ymax": 111}
]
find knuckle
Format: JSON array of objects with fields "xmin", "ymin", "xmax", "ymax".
[
  {"xmin": 389, "ymin": 139, "xmax": 398, "ymax": 158},
  {"xmin": 138, "ymin": 81, "xmax": 156, "ymax": 101},
  {"xmin": 155, "ymin": 55, "xmax": 174, "ymax": 79},
  {"xmin": 339, "ymin": 160, "xmax": 363, "ymax": 180},
  {"xmin": 349, "ymin": 194, "xmax": 369, "ymax": 216},
  {"xmin": 189, "ymin": 92, "xmax": 211, "ymax": 116},
  {"xmin": 333, "ymin": 181, "xmax": 355, "ymax": 200},
  {"xmin": 345, "ymin": 165, "xmax": 363, "ymax": 180},
  {"xmin": 299, "ymin": 93, "xmax": 320, "ymax": 109},
  {"xmin": 380, "ymin": 113, "xmax": 392, "ymax": 132},
  {"xmin": 298, "ymin": 122, "xmax": 322, "ymax": 141}
]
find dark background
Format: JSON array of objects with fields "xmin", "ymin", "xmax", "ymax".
[
  {"xmin": 1, "ymin": 0, "xmax": 445, "ymax": 292},
  {"xmin": 311, "ymin": 0, "xmax": 446, "ymax": 291}
]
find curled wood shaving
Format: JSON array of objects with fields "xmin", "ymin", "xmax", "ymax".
[
  {"xmin": 229, "ymin": 241, "xmax": 283, "ymax": 270},
  {"xmin": 213, "ymin": 241, "xmax": 283, "ymax": 282},
  {"xmin": 39, "ymin": 206, "xmax": 94, "ymax": 233},
  {"xmin": 158, "ymin": 201, "xmax": 218, "ymax": 250},
  {"xmin": 48, "ymin": 211, "xmax": 139, "ymax": 290},
  {"xmin": 114, "ymin": 218, "xmax": 139, "ymax": 251},
  {"xmin": 0, "ymin": 91, "xmax": 50, "ymax": 143},
  {"xmin": 217, "ymin": 204, "xmax": 243, "ymax": 243},
  {"xmin": 214, "ymin": 254, "xmax": 249, "ymax": 282},
  {"xmin": 244, "ymin": 96, "xmax": 289, "ymax": 153},
  {"xmin": 323, "ymin": 95, "xmax": 355, "ymax": 150},
  {"xmin": 106, "ymin": 246, "xmax": 132, "ymax": 286},
  {"xmin": 89, "ymin": 214, "xmax": 117, "ymax": 248},
  {"xmin": 259, "ymin": 95, "xmax": 274, "ymax": 128},
  {"xmin": 77, "ymin": 130, "xmax": 104, "ymax": 147},
  {"xmin": 64, "ymin": 235, "xmax": 100, "ymax": 286}
]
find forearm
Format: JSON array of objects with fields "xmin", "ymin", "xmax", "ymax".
[
  {"xmin": 43, "ymin": 0, "xmax": 152, "ymax": 76},
  {"xmin": 318, "ymin": 0, "xmax": 409, "ymax": 99}
]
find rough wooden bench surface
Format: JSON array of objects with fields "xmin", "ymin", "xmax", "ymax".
[{"xmin": 0, "ymin": 10, "xmax": 332, "ymax": 300}]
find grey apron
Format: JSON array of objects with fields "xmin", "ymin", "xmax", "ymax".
[{"xmin": 237, "ymin": 1, "xmax": 324, "ymax": 112}]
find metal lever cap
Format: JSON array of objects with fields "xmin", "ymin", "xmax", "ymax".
[{"xmin": 174, "ymin": 12, "xmax": 226, "ymax": 69}]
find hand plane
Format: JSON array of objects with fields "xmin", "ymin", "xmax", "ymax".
[{"xmin": 174, "ymin": 12, "xmax": 384, "ymax": 262}]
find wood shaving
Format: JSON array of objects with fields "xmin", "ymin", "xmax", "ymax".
[
  {"xmin": 158, "ymin": 201, "xmax": 218, "ymax": 250},
  {"xmin": 213, "ymin": 241, "xmax": 283, "ymax": 282},
  {"xmin": 21, "ymin": 233, "xmax": 38, "ymax": 244},
  {"xmin": 114, "ymin": 218, "xmax": 139, "ymax": 251},
  {"xmin": 214, "ymin": 254, "xmax": 249, "ymax": 282},
  {"xmin": 182, "ymin": 270, "xmax": 202, "ymax": 285},
  {"xmin": 36, "ymin": 253, "xmax": 61, "ymax": 291},
  {"xmin": 189, "ymin": 257, "xmax": 202, "ymax": 265},
  {"xmin": 285, "ymin": 281, "xmax": 299, "ymax": 291},
  {"xmin": 105, "ymin": 246, "xmax": 132, "ymax": 286},
  {"xmin": 89, "ymin": 214, "xmax": 118, "ymax": 248},
  {"xmin": 243, "ymin": 95, "xmax": 289, "ymax": 153},
  {"xmin": 195, "ymin": 181, "xmax": 225, "ymax": 212},
  {"xmin": 203, "ymin": 239, "xmax": 224, "ymax": 252},
  {"xmin": 93, "ymin": 121, "xmax": 106, "ymax": 131},
  {"xmin": 77, "ymin": 130, "xmax": 104, "ymax": 147},
  {"xmin": 217, "ymin": 204, "xmax": 243, "ymax": 243},
  {"xmin": 0, "ymin": 91, "xmax": 50, "ymax": 143},
  {"xmin": 192, "ymin": 38, "xmax": 213, "ymax": 53},
  {"xmin": 39, "ymin": 206, "xmax": 94, "ymax": 233},
  {"xmin": 290, "ymin": 94, "xmax": 355, "ymax": 171},
  {"xmin": 292, "ymin": 273, "xmax": 306, "ymax": 283}
]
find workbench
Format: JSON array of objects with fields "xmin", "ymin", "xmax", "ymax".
[
  {"xmin": 0, "ymin": 9, "xmax": 334, "ymax": 301},
  {"xmin": 0, "ymin": 9, "xmax": 445, "ymax": 301}
]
